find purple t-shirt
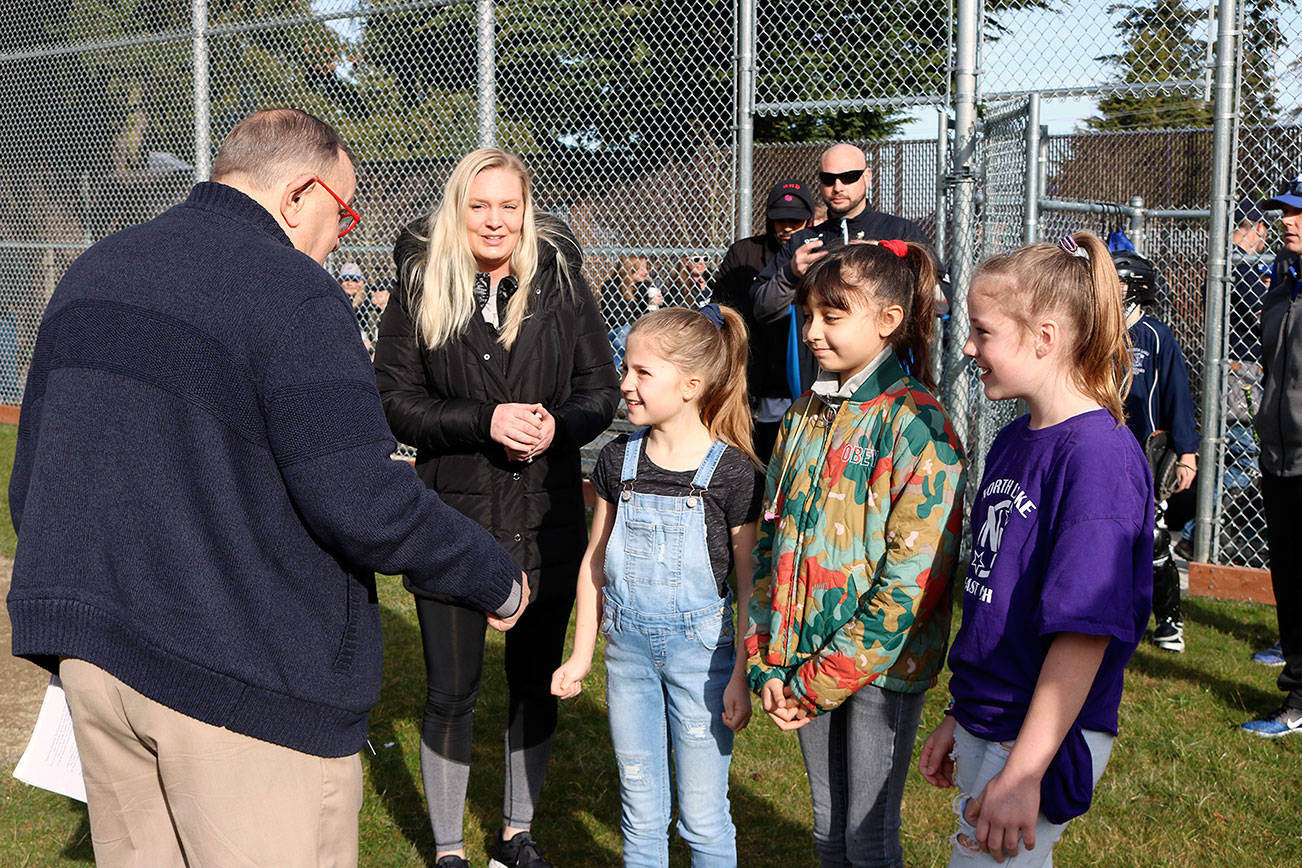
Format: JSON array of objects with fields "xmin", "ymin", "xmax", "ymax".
[{"xmin": 949, "ymin": 409, "xmax": 1154, "ymax": 739}]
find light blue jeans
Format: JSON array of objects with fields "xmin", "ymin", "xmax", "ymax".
[
  {"xmin": 948, "ymin": 723, "xmax": 1114, "ymax": 867},
  {"xmin": 603, "ymin": 600, "xmax": 737, "ymax": 868},
  {"xmin": 603, "ymin": 432, "xmax": 737, "ymax": 867},
  {"xmin": 797, "ymin": 685, "xmax": 926, "ymax": 868}
]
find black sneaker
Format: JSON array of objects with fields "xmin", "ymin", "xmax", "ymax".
[
  {"xmin": 1152, "ymin": 619, "xmax": 1185, "ymax": 652},
  {"xmin": 1174, "ymin": 536, "xmax": 1194, "ymax": 561},
  {"xmin": 489, "ymin": 831, "xmax": 552, "ymax": 868},
  {"xmin": 435, "ymin": 857, "xmax": 469, "ymax": 868}
]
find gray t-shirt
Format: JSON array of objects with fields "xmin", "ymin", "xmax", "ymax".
[{"xmin": 590, "ymin": 434, "xmax": 763, "ymax": 594}]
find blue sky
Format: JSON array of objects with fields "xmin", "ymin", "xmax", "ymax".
[
  {"xmin": 897, "ymin": 0, "xmax": 1302, "ymax": 138},
  {"xmin": 898, "ymin": 0, "xmax": 1165, "ymax": 137}
]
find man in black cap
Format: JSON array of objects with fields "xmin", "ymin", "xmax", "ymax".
[
  {"xmin": 712, "ymin": 178, "xmax": 815, "ymax": 461},
  {"xmin": 1243, "ymin": 174, "xmax": 1302, "ymax": 737}
]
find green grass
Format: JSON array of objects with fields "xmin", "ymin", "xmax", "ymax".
[
  {"xmin": 2, "ymin": 423, "xmax": 1300, "ymax": 865},
  {"xmin": 0, "ymin": 423, "xmax": 15, "ymax": 559}
]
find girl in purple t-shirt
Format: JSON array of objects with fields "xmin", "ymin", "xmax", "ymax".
[{"xmin": 919, "ymin": 232, "xmax": 1154, "ymax": 866}]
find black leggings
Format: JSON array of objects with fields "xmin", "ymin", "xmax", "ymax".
[
  {"xmin": 414, "ymin": 588, "xmax": 574, "ymax": 848},
  {"xmin": 1263, "ymin": 472, "xmax": 1302, "ymax": 709}
]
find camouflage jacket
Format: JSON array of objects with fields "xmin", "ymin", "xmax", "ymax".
[{"xmin": 745, "ymin": 354, "xmax": 966, "ymax": 710}]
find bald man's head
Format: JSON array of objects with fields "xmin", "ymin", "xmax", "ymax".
[
  {"xmin": 821, "ymin": 144, "xmax": 867, "ymax": 171},
  {"xmin": 818, "ymin": 144, "xmax": 870, "ymax": 220}
]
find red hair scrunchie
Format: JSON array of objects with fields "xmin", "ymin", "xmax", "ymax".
[{"xmin": 879, "ymin": 239, "xmax": 908, "ymax": 258}]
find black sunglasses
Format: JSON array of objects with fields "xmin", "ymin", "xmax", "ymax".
[
  {"xmin": 818, "ymin": 169, "xmax": 865, "ymax": 186},
  {"xmin": 339, "ymin": 274, "xmax": 363, "ymax": 282}
]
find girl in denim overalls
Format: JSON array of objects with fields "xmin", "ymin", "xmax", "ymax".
[{"xmin": 553, "ymin": 305, "xmax": 763, "ymax": 868}]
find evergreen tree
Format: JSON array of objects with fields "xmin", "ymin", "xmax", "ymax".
[
  {"xmin": 1239, "ymin": 0, "xmax": 1291, "ymax": 127},
  {"xmin": 1091, "ymin": 0, "xmax": 1212, "ymax": 130},
  {"xmin": 1092, "ymin": 0, "xmax": 1290, "ymax": 130}
]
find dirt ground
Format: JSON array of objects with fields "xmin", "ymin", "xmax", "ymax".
[{"xmin": 0, "ymin": 557, "xmax": 50, "ymax": 769}]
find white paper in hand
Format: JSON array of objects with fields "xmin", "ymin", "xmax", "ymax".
[{"xmin": 13, "ymin": 675, "xmax": 87, "ymax": 802}]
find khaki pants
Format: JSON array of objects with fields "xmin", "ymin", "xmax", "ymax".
[{"xmin": 59, "ymin": 659, "xmax": 362, "ymax": 868}]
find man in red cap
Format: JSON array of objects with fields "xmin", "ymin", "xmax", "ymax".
[{"xmin": 712, "ymin": 178, "xmax": 814, "ymax": 461}]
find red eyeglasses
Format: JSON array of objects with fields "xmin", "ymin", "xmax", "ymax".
[{"xmin": 315, "ymin": 176, "xmax": 360, "ymax": 238}]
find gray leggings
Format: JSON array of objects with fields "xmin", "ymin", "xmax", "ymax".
[
  {"xmin": 415, "ymin": 593, "xmax": 571, "ymax": 852},
  {"xmin": 797, "ymin": 685, "xmax": 927, "ymax": 868}
]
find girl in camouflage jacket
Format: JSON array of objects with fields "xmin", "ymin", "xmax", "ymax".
[{"xmin": 746, "ymin": 242, "xmax": 965, "ymax": 865}]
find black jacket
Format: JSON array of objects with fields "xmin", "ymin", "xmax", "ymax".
[
  {"xmin": 712, "ymin": 229, "xmax": 789, "ymax": 399},
  {"xmin": 749, "ymin": 209, "xmax": 934, "ymax": 393},
  {"xmin": 376, "ymin": 220, "xmax": 619, "ymax": 597},
  {"xmin": 1257, "ymin": 251, "xmax": 1302, "ymax": 476}
]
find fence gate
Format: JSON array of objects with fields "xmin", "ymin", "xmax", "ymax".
[{"xmin": 947, "ymin": 97, "xmax": 1033, "ymax": 512}]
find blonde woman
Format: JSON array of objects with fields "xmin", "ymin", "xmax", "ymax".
[{"xmin": 375, "ymin": 149, "xmax": 618, "ymax": 868}]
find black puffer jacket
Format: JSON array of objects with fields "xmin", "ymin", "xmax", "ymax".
[{"xmin": 375, "ymin": 219, "xmax": 619, "ymax": 599}]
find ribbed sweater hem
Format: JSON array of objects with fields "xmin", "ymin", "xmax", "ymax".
[{"xmin": 9, "ymin": 597, "xmax": 370, "ymax": 758}]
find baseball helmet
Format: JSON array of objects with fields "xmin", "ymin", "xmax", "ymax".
[{"xmin": 1111, "ymin": 251, "xmax": 1160, "ymax": 307}]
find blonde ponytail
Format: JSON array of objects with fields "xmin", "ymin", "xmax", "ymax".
[
  {"xmin": 628, "ymin": 306, "xmax": 760, "ymax": 467},
  {"xmin": 971, "ymin": 230, "xmax": 1132, "ymax": 424},
  {"xmin": 1074, "ymin": 232, "xmax": 1132, "ymax": 424}
]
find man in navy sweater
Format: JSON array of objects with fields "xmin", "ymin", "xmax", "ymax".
[{"xmin": 6, "ymin": 108, "xmax": 528, "ymax": 866}]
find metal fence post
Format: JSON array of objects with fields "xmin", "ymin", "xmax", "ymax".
[
  {"xmin": 1024, "ymin": 93, "xmax": 1041, "ymax": 245},
  {"xmin": 736, "ymin": 0, "xmax": 756, "ymax": 238},
  {"xmin": 931, "ymin": 107, "xmax": 951, "ymax": 389},
  {"xmin": 1195, "ymin": 0, "xmax": 1239, "ymax": 563},
  {"xmin": 476, "ymin": 0, "xmax": 496, "ymax": 148},
  {"xmin": 944, "ymin": 0, "xmax": 980, "ymax": 430},
  {"xmin": 1128, "ymin": 195, "xmax": 1146, "ymax": 255},
  {"xmin": 936, "ymin": 107, "xmax": 949, "ymax": 264},
  {"xmin": 192, "ymin": 0, "xmax": 210, "ymax": 181},
  {"xmin": 1036, "ymin": 125, "xmax": 1048, "ymax": 240}
]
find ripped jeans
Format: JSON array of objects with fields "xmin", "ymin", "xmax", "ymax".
[
  {"xmin": 603, "ymin": 600, "xmax": 737, "ymax": 868},
  {"xmin": 948, "ymin": 724, "xmax": 1114, "ymax": 867}
]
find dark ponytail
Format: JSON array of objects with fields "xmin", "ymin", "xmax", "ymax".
[
  {"xmin": 897, "ymin": 242, "xmax": 938, "ymax": 391},
  {"xmin": 796, "ymin": 241, "xmax": 940, "ymax": 391}
]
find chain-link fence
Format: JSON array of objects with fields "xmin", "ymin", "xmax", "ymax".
[
  {"xmin": 5, "ymin": 0, "xmax": 1302, "ymax": 570},
  {"xmin": 1221, "ymin": 0, "xmax": 1302, "ymax": 569}
]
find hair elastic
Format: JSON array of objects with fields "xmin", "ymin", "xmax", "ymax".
[
  {"xmin": 1057, "ymin": 235, "xmax": 1090, "ymax": 261},
  {"xmin": 879, "ymin": 239, "xmax": 908, "ymax": 258},
  {"xmin": 698, "ymin": 302, "xmax": 726, "ymax": 331}
]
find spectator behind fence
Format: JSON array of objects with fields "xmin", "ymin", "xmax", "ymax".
[
  {"xmin": 667, "ymin": 253, "xmax": 712, "ymax": 307},
  {"xmin": 712, "ymin": 178, "xmax": 814, "ymax": 462},
  {"xmin": 1241, "ymin": 176, "xmax": 1302, "ymax": 737},
  {"xmin": 6, "ymin": 108, "xmax": 528, "ymax": 868},
  {"xmin": 1222, "ymin": 201, "xmax": 1271, "ymax": 489},
  {"xmin": 1112, "ymin": 252, "xmax": 1198, "ymax": 655},
  {"xmin": 600, "ymin": 253, "xmax": 663, "ymax": 366},
  {"xmin": 0, "ymin": 292, "xmax": 21, "ymax": 404},
  {"xmin": 339, "ymin": 260, "xmax": 376, "ymax": 352},
  {"xmin": 1173, "ymin": 202, "xmax": 1273, "ymax": 563},
  {"xmin": 375, "ymin": 147, "xmax": 619, "ymax": 868},
  {"xmin": 750, "ymin": 143, "xmax": 936, "ymax": 397}
]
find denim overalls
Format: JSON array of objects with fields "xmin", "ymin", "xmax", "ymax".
[{"xmin": 602, "ymin": 429, "xmax": 737, "ymax": 868}]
